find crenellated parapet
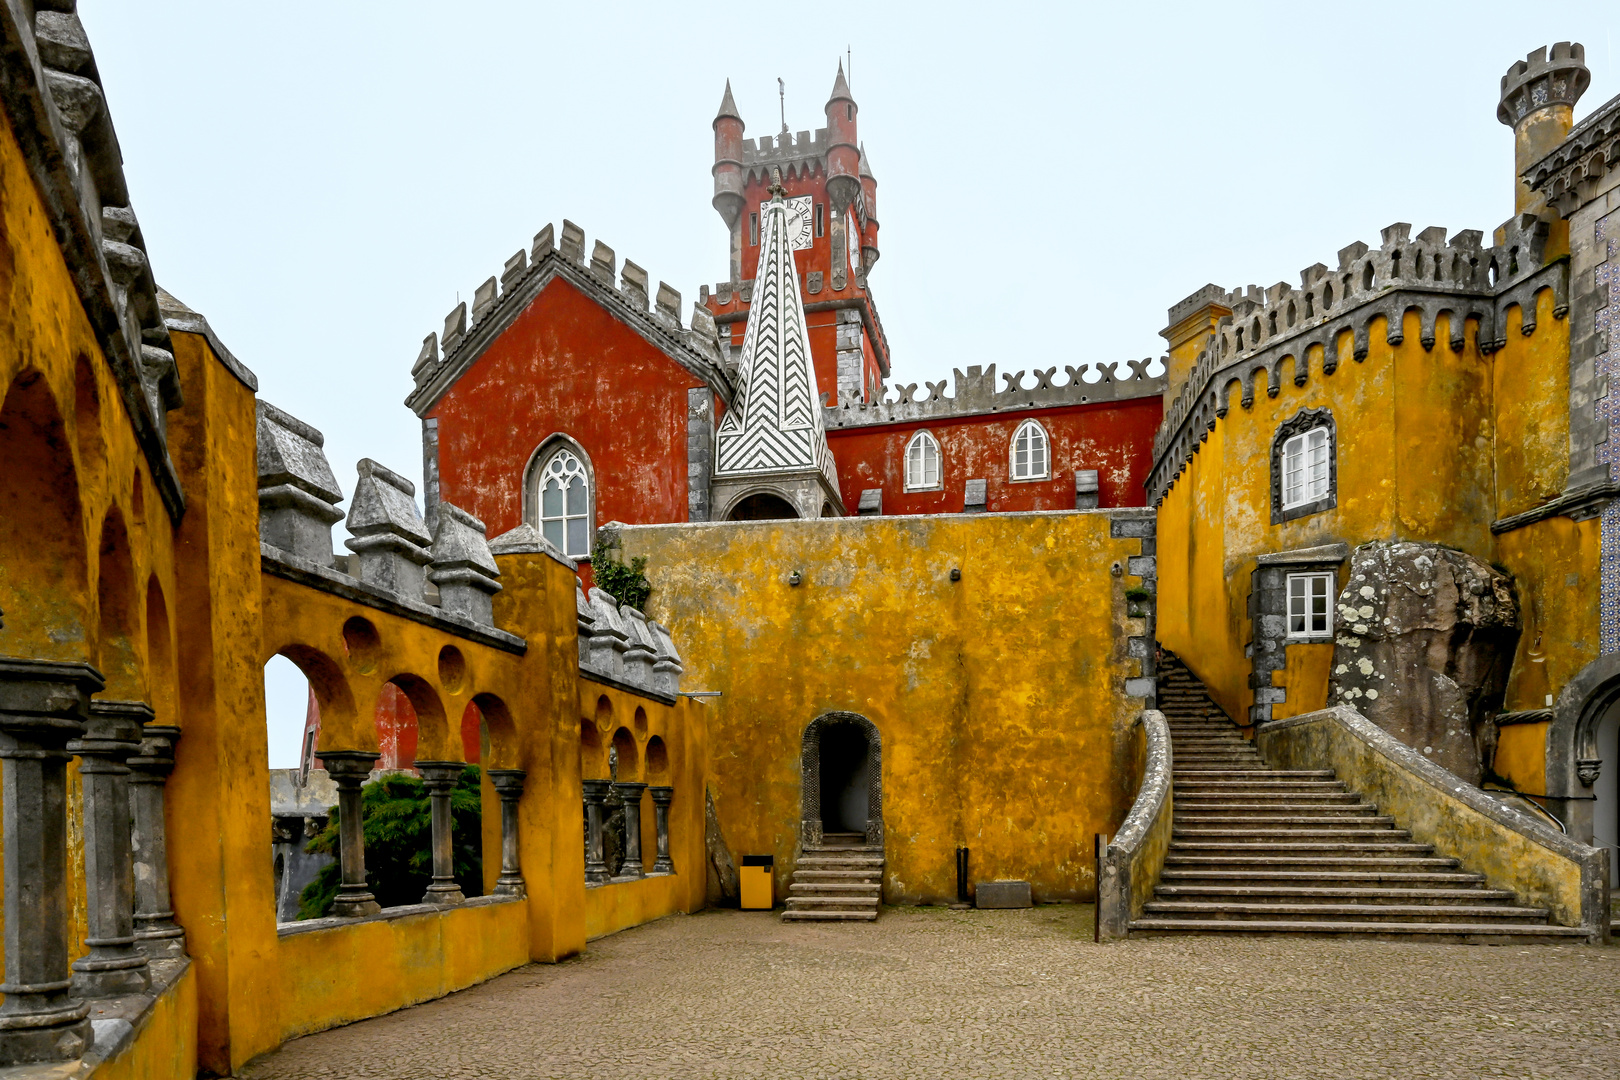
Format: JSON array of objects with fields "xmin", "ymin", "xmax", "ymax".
[
  {"xmin": 738, "ymin": 128, "xmax": 830, "ymax": 184},
  {"xmin": 823, "ymin": 358, "xmax": 1165, "ymax": 430},
  {"xmin": 1525, "ymin": 90, "xmax": 1620, "ymax": 216},
  {"xmin": 572, "ymin": 582, "xmax": 684, "ymax": 703},
  {"xmin": 1149, "ymin": 219, "xmax": 1570, "ymax": 503},
  {"xmin": 404, "ymin": 220, "xmax": 733, "ymax": 417},
  {"xmin": 255, "ymin": 402, "xmax": 521, "ymax": 650},
  {"xmin": 1, "ymin": 3, "xmax": 190, "ymax": 517}
]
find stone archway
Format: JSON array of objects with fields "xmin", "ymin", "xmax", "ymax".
[
  {"xmin": 799, "ymin": 712, "xmax": 883, "ymax": 848},
  {"xmin": 1550, "ymin": 655, "xmax": 1620, "ymax": 880}
]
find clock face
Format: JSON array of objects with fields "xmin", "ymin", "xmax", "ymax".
[
  {"xmin": 762, "ymin": 195, "xmax": 815, "ymax": 251},
  {"xmin": 846, "ymin": 209, "xmax": 861, "ymax": 273}
]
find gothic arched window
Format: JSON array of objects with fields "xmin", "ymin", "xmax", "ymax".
[
  {"xmin": 537, "ymin": 447, "xmax": 591, "ymax": 557},
  {"xmin": 904, "ymin": 431, "xmax": 942, "ymax": 491},
  {"xmin": 1010, "ymin": 420, "xmax": 1049, "ymax": 481}
]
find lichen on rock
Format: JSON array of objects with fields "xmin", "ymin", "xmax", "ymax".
[{"xmin": 1327, "ymin": 541, "xmax": 1518, "ymax": 785}]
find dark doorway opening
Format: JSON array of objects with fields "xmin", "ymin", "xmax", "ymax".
[
  {"xmin": 818, "ymin": 722, "xmax": 870, "ymax": 834},
  {"xmin": 728, "ymin": 493, "xmax": 798, "ymax": 521}
]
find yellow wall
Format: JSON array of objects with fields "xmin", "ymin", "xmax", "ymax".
[
  {"xmin": 617, "ymin": 511, "xmax": 1152, "ymax": 904},
  {"xmin": 96, "ymin": 965, "xmax": 198, "ymax": 1080},
  {"xmin": 276, "ymin": 900, "xmax": 530, "ymax": 1040},
  {"xmin": 1156, "ymin": 298, "xmax": 1584, "ymax": 760}
]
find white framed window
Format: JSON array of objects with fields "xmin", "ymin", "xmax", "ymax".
[
  {"xmin": 1286, "ymin": 572, "xmax": 1334, "ymax": 639},
  {"xmin": 1280, "ymin": 426, "xmax": 1330, "ymax": 509},
  {"xmin": 1010, "ymin": 420, "xmax": 1049, "ymax": 481},
  {"xmin": 538, "ymin": 447, "xmax": 591, "ymax": 557},
  {"xmin": 903, "ymin": 431, "xmax": 942, "ymax": 491}
]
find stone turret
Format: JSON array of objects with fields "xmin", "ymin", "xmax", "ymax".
[
  {"xmin": 858, "ymin": 144, "xmax": 879, "ymax": 274},
  {"xmin": 823, "ymin": 62, "xmax": 860, "ymax": 212},
  {"xmin": 1498, "ymin": 43, "xmax": 1590, "ymax": 223},
  {"xmin": 712, "ymin": 80, "xmax": 746, "ymax": 231}
]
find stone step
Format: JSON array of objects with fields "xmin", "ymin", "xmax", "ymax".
[
  {"xmin": 793, "ymin": 869, "xmax": 882, "ymax": 881},
  {"xmin": 1176, "ymin": 802, "xmax": 1378, "ymax": 814},
  {"xmin": 1166, "ymin": 857, "xmax": 1459, "ymax": 874},
  {"xmin": 797, "ymin": 854, "xmax": 884, "ymax": 866},
  {"xmin": 1173, "ymin": 791, "xmax": 1363, "ymax": 804},
  {"xmin": 788, "ymin": 883, "xmax": 881, "ymax": 896},
  {"xmin": 1162, "ymin": 868, "xmax": 1487, "ymax": 885},
  {"xmin": 781, "ymin": 910, "xmax": 878, "ymax": 922},
  {"xmin": 1156, "ymin": 884, "xmax": 1519, "ymax": 905},
  {"xmin": 1169, "ymin": 841, "xmax": 1435, "ymax": 856},
  {"xmin": 1173, "ymin": 830, "xmax": 1412, "ymax": 844},
  {"xmin": 1174, "ymin": 813, "xmax": 1388, "ymax": 825},
  {"xmin": 1174, "ymin": 770, "xmax": 1332, "ymax": 779},
  {"xmin": 1140, "ymin": 900, "xmax": 1553, "ymax": 923},
  {"xmin": 785, "ymin": 896, "xmax": 880, "ymax": 909},
  {"xmin": 1127, "ymin": 918, "xmax": 1587, "ymax": 942}
]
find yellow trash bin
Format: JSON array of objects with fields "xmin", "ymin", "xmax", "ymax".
[{"xmin": 740, "ymin": 855, "xmax": 774, "ymax": 910}]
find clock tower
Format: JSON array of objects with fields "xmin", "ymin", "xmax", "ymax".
[{"xmin": 703, "ymin": 64, "xmax": 889, "ymax": 408}]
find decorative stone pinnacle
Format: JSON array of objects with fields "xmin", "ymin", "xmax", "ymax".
[
  {"xmin": 767, "ymin": 167, "xmax": 786, "ymax": 200},
  {"xmin": 1498, "ymin": 42, "xmax": 1589, "ymax": 127}
]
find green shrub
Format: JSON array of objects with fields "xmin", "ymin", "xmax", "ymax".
[
  {"xmin": 1124, "ymin": 586, "xmax": 1152, "ymax": 602},
  {"xmin": 298, "ymin": 765, "xmax": 483, "ymax": 919},
  {"xmin": 592, "ymin": 544, "xmax": 652, "ymax": 611}
]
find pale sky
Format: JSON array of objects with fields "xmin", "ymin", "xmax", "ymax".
[{"xmin": 76, "ymin": 2, "xmax": 1618, "ymax": 767}]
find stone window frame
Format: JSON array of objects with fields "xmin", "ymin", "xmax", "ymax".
[
  {"xmin": 902, "ymin": 430, "xmax": 943, "ymax": 492},
  {"xmin": 1247, "ymin": 542, "xmax": 1349, "ymax": 728},
  {"xmin": 1009, "ymin": 419, "xmax": 1051, "ymax": 482},
  {"xmin": 1284, "ymin": 570, "xmax": 1335, "ymax": 642},
  {"xmin": 1270, "ymin": 407, "xmax": 1337, "ymax": 524},
  {"xmin": 521, "ymin": 433, "xmax": 596, "ymax": 561}
]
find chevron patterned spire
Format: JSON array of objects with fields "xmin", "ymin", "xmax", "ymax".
[{"xmin": 714, "ymin": 175, "xmax": 839, "ymax": 489}]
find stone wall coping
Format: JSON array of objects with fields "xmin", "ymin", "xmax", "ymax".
[
  {"xmin": 71, "ymin": 956, "xmax": 191, "ymax": 1077},
  {"xmin": 613, "ymin": 507, "xmax": 1157, "ymax": 533},
  {"xmin": 1254, "ymin": 542, "xmax": 1350, "ymax": 566},
  {"xmin": 579, "ymin": 666, "xmax": 677, "ymax": 707},
  {"xmin": 1097, "ymin": 710, "xmax": 1173, "ymax": 941},
  {"xmin": 268, "ymin": 768, "xmax": 339, "ymax": 816},
  {"xmin": 487, "ymin": 523, "xmax": 578, "ymax": 570},
  {"xmin": 276, "ymin": 894, "xmax": 520, "ymax": 938},
  {"xmin": 1258, "ymin": 704, "xmax": 1609, "ymax": 940},
  {"xmin": 157, "ymin": 287, "xmax": 258, "ymax": 391},
  {"xmin": 260, "ymin": 542, "xmax": 526, "ymax": 654}
]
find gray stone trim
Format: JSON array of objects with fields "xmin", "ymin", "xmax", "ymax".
[
  {"xmin": 1259, "ymin": 705, "xmax": 1609, "ymax": 942},
  {"xmin": 1269, "ymin": 407, "xmax": 1337, "ymax": 525},
  {"xmin": 1491, "ymin": 478, "xmax": 1620, "ymax": 532},
  {"xmin": 0, "ymin": 3, "xmax": 185, "ymax": 521},
  {"xmin": 1525, "ymin": 88, "xmax": 1620, "ymax": 215},
  {"xmin": 857, "ymin": 488, "xmax": 882, "ymax": 516},
  {"xmin": 405, "ymin": 230, "xmax": 734, "ymax": 417},
  {"xmin": 686, "ymin": 388, "xmax": 714, "ymax": 522},
  {"xmin": 1149, "ymin": 221, "xmax": 1570, "ymax": 504},
  {"xmin": 487, "ymin": 523, "xmax": 577, "ymax": 570},
  {"xmin": 578, "ymin": 667, "xmax": 677, "ymax": 707},
  {"xmin": 421, "ymin": 417, "xmax": 440, "ymax": 536},
  {"xmin": 156, "ymin": 288, "xmax": 258, "ymax": 391},
  {"xmin": 824, "ymin": 358, "xmax": 1164, "ymax": 431},
  {"xmin": 1547, "ymin": 652, "xmax": 1620, "ymax": 845},
  {"xmin": 1562, "ymin": 179, "xmax": 1620, "ymax": 492},
  {"xmin": 276, "ymin": 895, "xmax": 520, "ymax": 938},
  {"xmin": 1097, "ymin": 710, "xmax": 1171, "ymax": 940},
  {"xmin": 61, "ymin": 956, "xmax": 191, "ymax": 1077},
  {"xmin": 799, "ymin": 712, "xmax": 883, "ymax": 848},
  {"xmin": 1248, "ymin": 545, "xmax": 1347, "ymax": 726},
  {"xmin": 260, "ymin": 543, "xmax": 526, "ymax": 654}
]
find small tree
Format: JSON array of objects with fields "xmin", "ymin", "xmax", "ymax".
[
  {"xmin": 298, "ymin": 765, "xmax": 483, "ymax": 919},
  {"xmin": 591, "ymin": 543, "xmax": 652, "ymax": 611}
]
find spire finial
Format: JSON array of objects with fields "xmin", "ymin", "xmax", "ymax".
[{"xmin": 768, "ymin": 167, "xmax": 785, "ymax": 200}]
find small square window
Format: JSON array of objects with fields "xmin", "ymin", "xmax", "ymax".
[{"xmin": 1286, "ymin": 572, "xmax": 1334, "ymax": 639}]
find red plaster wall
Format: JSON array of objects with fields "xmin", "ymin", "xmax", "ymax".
[
  {"xmin": 825, "ymin": 396, "xmax": 1164, "ymax": 515},
  {"xmin": 429, "ymin": 277, "xmax": 710, "ymax": 544}
]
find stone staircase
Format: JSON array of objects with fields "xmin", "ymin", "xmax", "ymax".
[
  {"xmin": 783, "ymin": 832, "xmax": 882, "ymax": 922},
  {"xmin": 1132, "ymin": 652, "xmax": 1588, "ymax": 943}
]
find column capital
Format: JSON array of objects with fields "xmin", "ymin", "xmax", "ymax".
[
  {"xmin": 0, "ymin": 658, "xmax": 102, "ymax": 749},
  {"xmin": 613, "ymin": 781, "xmax": 648, "ymax": 800},
  {"xmin": 487, "ymin": 768, "xmax": 526, "ymax": 800},
  {"xmin": 70, "ymin": 699, "xmax": 149, "ymax": 762},
  {"xmin": 581, "ymin": 778, "xmax": 615, "ymax": 801},
  {"xmin": 128, "ymin": 725, "xmax": 181, "ymax": 781},
  {"xmin": 649, "ymin": 784, "xmax": 674, "ymax": 807},
  {"xmin": 321, "ymin": 750, "xmax": 379, "ymax": 784},
  {"xmin": 414, "ymin": 760, "xmax": 465, "ymax": 790}
]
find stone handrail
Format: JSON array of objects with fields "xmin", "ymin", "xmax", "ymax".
[
  {"xmin": 1097, "ymin": 710, "xmax": 1172, "ymax": 941},
  {"xmin": 1258, "ymin": 705, "xmax": 1610, "ymax": 943}
]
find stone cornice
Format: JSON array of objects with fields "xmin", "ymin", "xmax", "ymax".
[
  {"xmin": 1490, "ymin": 478, "xmax": 1620, "ymax": 533},
  {"xmin": 1525, "ymin": 91, "xmax": 1620, "ymax": 216}
]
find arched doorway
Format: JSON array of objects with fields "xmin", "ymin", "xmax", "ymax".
[
  {"xmin": 1549, "ymin": 654, "xmax": 1620, "ymax": 883},
  {"xmin": 799, "ymin": 712, "xmax": 882, "ymax": 847},
  {"xmin": 728, "ymin": 493, "xmax": 798, "ymax": 521},
  {"xmin": 1593, "ymin": 705, "xmax": 1618, "ymax": 885}
]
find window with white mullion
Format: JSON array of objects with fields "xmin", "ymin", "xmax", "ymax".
[
  {"xmin": 1281, "ymin": 426, "xmax": 1331, "ymax": 509},
  {"xmin": 904, "ymin": 431, "xmax": 942, "ymax": 491},
  {"xmin": 1286, "ymin": 572, "xmax": 1333, "ymax": 639},
  {"xmin": 1010, "ymin": 420, "xmax": 1049, "ymax": 481}
]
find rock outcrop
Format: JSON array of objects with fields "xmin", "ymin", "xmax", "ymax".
[{"xmin": 1328, "ymin": 542, "xmax": 1519, "ymax": 785}]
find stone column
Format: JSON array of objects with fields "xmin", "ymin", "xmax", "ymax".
[
  {"xmin": 415, "ymin": 762, "xmax": 466, "ymax": 905},
  {"xmin": 649, "ymin": 785, "xmax": 675, "ymax": 874},
  {"xmin": 128, "ymin": 725, "xmax": 185, "ymax": 957},
  {"xmin": 487, "ymin": 769, "xmax": 527, "ymax": 897},
  {"xmin": 614, "ymin": 781, "xmax": 647, "ymax": 878},
  {"xmin": 321, "ymin": 751, "xmax": 381, "ymax": 917},
  {"xmin": 69, "ymin": 700, "xmax": 151, "ymax": 998},
  {"xmin": 0, "ymin": 659, "xmax": 100, "ymax": 1066},
  {"xmin": 581, "ymin": 779, "xmax": 612, "ymax": 884}
]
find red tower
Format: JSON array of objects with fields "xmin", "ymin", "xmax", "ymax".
[{"xmin": 702, "ymin": 65, "xmax": 890, "ymax": 409}]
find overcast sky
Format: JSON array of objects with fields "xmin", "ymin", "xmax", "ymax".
[{"xmin": 77, "ymin": 2, "xmax": 1618, "ymax": 766}]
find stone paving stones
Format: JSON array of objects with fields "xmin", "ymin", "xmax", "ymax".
[{"xmin": 243, "ymin": 906, "xmax": 1620, "ymax": 1080}]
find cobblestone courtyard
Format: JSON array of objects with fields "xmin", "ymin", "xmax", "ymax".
[{"xmin": 244, "ymin": 907, "xmax": 1620, "ymax": 1080}]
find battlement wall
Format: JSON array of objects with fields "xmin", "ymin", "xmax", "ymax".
[
  {"xmin": 405, "ymin": 219, "xmax": 730, "ymax": 415},
  {"xmin": 739, "ymin": 129, "xmax": 829, "ymax": 183},
  {"xmin": 823, "ymin": 358, "xmax": 1165, "ymax": 430},
  {"xmin": 1151, "ymin": 216, "xmax": 1567, "ymax": 501}
]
